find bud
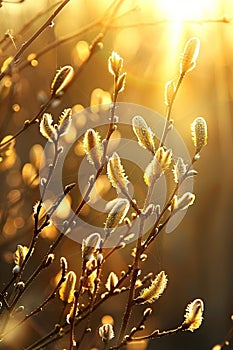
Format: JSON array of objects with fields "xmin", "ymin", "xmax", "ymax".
[
  {"xmin": 43, "ymin": 254, "xmax": 55, "ymax": 268},
  {"xmin": 170, "ymin": 192, "xmax": 195, "ymax": 212},
  {"xmin": 50, "ymin": 65, "xmax": 74, "ymax": 96},
  {"xmin": 12, "ymin": 265, "xmax": 20, "ymax": 275},
  {"xmin": 83, "ymin": 128, "xmax": 104, "ymax": 170},
  {"xmin": 164, "ymin": 80, "xmax": 176, "ymax": 106},
  {"xmin": 212, "ymin": 345, "xmax": 221, "ymax": 350},
  {"xmin": 82, "ymin": 232, "xmax": 101, "ymax": 261},
  {"xmin": 116, "ymin": 72, "xmax": 126, "ymax": 93},
  {"xmin": 182, "ymin": 298, "xmax": 204, "ymax": 332},
  {"xmin": 66, "ymin": 299, "xmax": 79, "ymax": 324},
  {"xmin": 144, "ymin": 147, "xmax": 172, "ymax": 186},
  {"xmin": 180, "ymin": 37, "xmax": 200, "ymax": 75},
  {"xmin": 59, "ymin": 271, "xmax": 77, "ymax": 304},
  {"xmin": 57, "ymin": 108, "xmax": 72, "ymax": 136},
  {"xmin": 13, "ymin": 245, "xmax": 29, "ymax": 267},
  {"xmin": 87, "ymin": 269, "xmax": 97, "ymax": 294},
  {"xmin": 191, "ymin": 117, "xmax": 208, "ymax": 153},
  {"xmin": 16, "ymin": 281, "xmax": 25, "ymax": 291},
  {"xmin": 132, "ymin": 115, "xmax": 155, "ymax": 154},
  {"xmin": 143, "ymin": 307, "xmax": 153, "ymax": 317},
  {"xmin": 14, "ymin": 305, "xmax": 25, "ymax": 314},
  {"xmin": 108, "ymin": 51, "xmax": 123, "ymax": 77},
  {"xmin": 105, "ymin": 198, "xmax": 130, "ymax": 231},
  {"xmin": 60, "ymin": 257, "xmax": 68, "ymax": 276},
  {"xmin": 107, "ymin": 152, "xmax": 129, "ymax": 195},
  {"xmin": 99, "ymin": 323, "xmax": 115, "ymax": 342},
  {"xmin": 40, "ymin": 113, "xmax": 56, "ymax": 142},
  {"xmin": 173, "ymin": 157, "xmax": 187, "ymax": 183},
  {"xmin": 105, "ymin": 272, "xmax": 119, "ymax": 291},
  {"xmin": 135, "ymin": 271, "xmax": 168, "ymax": 304}
]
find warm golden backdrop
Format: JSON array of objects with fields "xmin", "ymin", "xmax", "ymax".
[{"xmin": 0, "ymin": 1, "xmax": 232, "ymax": 349}]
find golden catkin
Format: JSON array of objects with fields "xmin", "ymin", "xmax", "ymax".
[
  {"xmin": 58, "ymin": 108, "xmax": 72, "ymax": 136},
  {"xmin": 182, "ymin": 298, "xmax": 204, "ymax": 332},
  {"xmin": 50, "ymin": 65, "xmax": 74, "ymax": 96},
  {"xmin": 60, "ymin": 257, "xmax": 68, "ymax": 275},
  {"xmin": 105, "ymin": 198, "xmax": 130, "ymax": 230},
  {"xmin": 83, "ymin": 128, "xmax": 103, "ymax": 169},
  {"xmin": 156, "ymin": 147, "xmax": 172, "ymax": 171},
  {"xmin": 191, "ymin": 117, "xmax": 208, "ymax": 153},
  {"xmin": 99, "ymin": 323, "xmax": 115, "ymax": 342},
  {"xmin": 173, "ymin": 157, "xmax": 187, "ymax": 183},
  {"xmin": 164, "ymin": 80, "xmax": 175, "ymax": 106},
  {"xmin": 137, "ymin": 271, "xmax": 168, "ymax": 304},
  {"xmin": 144, "ymin": 147, "xmax": 172, "ymax": 186},
  {"xmin": 170, "ymin": 192, "xmax": 195, "ymax": 212},
  {"xmin": 87, "ymin": 269, "xmax": 97, "ymax": 294},
  {"xmin": 107, "ymin": 152, "xmax": 129, "ymax": 194},
  {"xmin": 40, "ymin": 113, "xmax": 56, "ymax": 142},
  {"xmin": 82, "ymin": 232, "xmax": 101, "ymax": 261},
  {"xmin": 132, "ymin": 115, "xmax": 155, "ymax": 153},
  {"xmin": 108, "ymin": 51, "xmax": 123, "ymax": 77},
  {"xmin": 105, "ymin": 272, "xmax": 119, "ymax": 291},
  {"xmin": 180, "ymin": 37, "xmax": 200, "ymax": 75},
  {"xmin": 59, "ymin": 271, "xmax": 76, "ymax": 304},
  {"xmin": 13, "ymin": 245, "xmax": 29, "ymax": 267},
  {"xmin": 116, "ymin": 72, "xmax": 127, "ymax": 93}
]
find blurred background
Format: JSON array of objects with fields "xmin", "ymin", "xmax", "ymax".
[{"xmin": 0, "ymin": 0, "xmax": 232, "ymax": 349}]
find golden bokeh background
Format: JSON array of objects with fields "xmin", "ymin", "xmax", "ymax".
[{"xmin": 0, "ymin": 0, "xmax": 232, "ymax": 349}]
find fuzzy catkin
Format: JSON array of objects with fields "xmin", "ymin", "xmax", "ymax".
[
  {"xmin": 50, "ymin": 65, "xmax": 74, "ymax": 96},
  {"xmin": 107, "ymin": 152, "xmax": 129, "ymax": 194},
  {"xmin": 59, "ymin": 271, "xmax": 76, "ymax": 304},
  {"xmin": 191, "ymin": 117, "xmax": 208, "ymax": 153},
  {"xmin": 105, "ymin": 198, "xmax": 130, "ymax": 230},
  {"xmin": 182, "ymin": 299, "xmax": 204, "ymax": 332},
  {"xmin": 132, "ymin": 115, "xmax": 155, "ymax": 153},
  {"xmin": 137, "ymin": 271, "xmax": 168, "ymax": 304},
  {"xmin": 180, "ymin": 37, "xmax": 200, "ymax": 75}
]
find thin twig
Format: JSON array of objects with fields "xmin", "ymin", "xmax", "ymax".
[
  {"xmin": 0, "ymin": 0, "xmax": 72, "ymax": 82},
  {"xmin": 0, "ymin": 1, "xmax": 63, "ymax": 52}
]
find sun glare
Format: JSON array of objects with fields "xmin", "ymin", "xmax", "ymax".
[
  {"xmin": 156, "ymin": 0, "xmax": 217, "ymax": 21},
  {"xmin": 148, "ymin": 0, "xmax": 219, "ymax": 71}
]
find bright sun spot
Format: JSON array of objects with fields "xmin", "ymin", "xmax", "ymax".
[{"xmin": 156, "ymin": 0, "xmax": 217, "ymax": 21}]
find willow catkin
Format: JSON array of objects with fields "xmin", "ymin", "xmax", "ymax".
[
  {"xmin": 57, "ymin": 108, "xmax": 72, "ymax": 136},
  {"xmin": 182, "ymin": 298, "xmax": 204, "ymax": 332},
  {"xmin": 132, "ymin": 115, "xmax": 155, "ymax": 153},
  {"xmin": 173, "ymin": 157, "xmax": 187, "ymax": 183},
  {"xmin": 108, "ymin": 51, "xmax": 123, "ymax": 77},
  {"xmin": 164, "ymin": 80, "xmax": 176, "ymax": 107},
  {"xmin": 171, "ymin": 192, "xmax": 195, "ymax": 212},
  {"xmin": 191, "ymin": 117, "xmax": 208, "ymax": 153},
  {"xmin": 59, "ymin": 271, "xmax": 76, "ymax": 304},
  {"xmin": 105, "ymin": 198, "xmax": 130, "ymax": 230},
  {"xmin": 135, "ymin": 271, "xmax": 168, "ymax": 304},
  {"xmin": 13, "ymin": 245, "xmax": 29, "ymax": 267},
  {"xmin": 107, "ymin": 152, "xmax": 129, "ymax": 194},
  {"xmin": 180, "ymin": 37, "xmax": 200, "ymax": 75},
  {"xmin": 82, "ymin": 232, "xmax": 101, "ymax": 261},
  {"xmin": 116, "ymin": 72, "xmax": 127, "ymax": 93},
  {"xmin": 50, "ymin": 65, "xmax": 74, "ymax": 96},
  {"xmin": 40, "ymin": 113, "xmax": 56, "ymax": 142},
  {"xmin": 156, "ymin": 147, "xmax": 172, "ymax": 170},
  {"xmin": 144, "ymin": 147, "xmax": 172, "ymax": 186},
  {"xmin": 105, "ymin": 272, "xmax": 119, "ymax": 291},
  {"xmin": 83, "ymin": 128, "xmax": 103, "ymax": 169},
  {"xmin": 99, "ymin": 323, "xmax": 115, "ymax": 342}
]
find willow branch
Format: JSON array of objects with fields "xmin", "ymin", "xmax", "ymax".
[{"xmin": 0, "ymin": 0, "xmax": 72, "ymax": 82}]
